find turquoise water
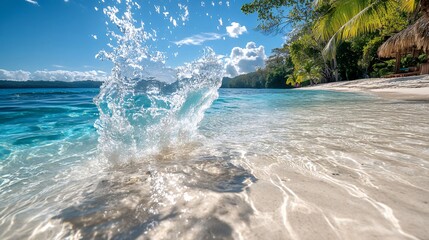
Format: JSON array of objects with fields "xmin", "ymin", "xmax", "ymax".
[
  {"xmin": 0, "ymin": 88, "xmax": 360, "ymax": 178},
  {"xmin": 0, "ymin": 88, "xmax": 98, "ymax": 174},
  {"xmin": 0, "ymin": 88, "xmax": 98, "ymax": 180},
  {"xmin": 1, "ymin": 88, "xmax": 429, "ymax": 239}
]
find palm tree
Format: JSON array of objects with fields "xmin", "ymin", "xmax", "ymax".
[
  {"xmin": 287, "ymin": 60, "xmax": 322, "ymax": 86},
  {"xmin": 314, "ymin": 0, "xmax": 422, "ymax": 58},
  {"xmin": 299, "ymin": 61, "xmax": 323, "ymax": 85}
]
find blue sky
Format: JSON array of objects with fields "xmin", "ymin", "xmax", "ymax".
[{"xmin": 0, "ymin": 0, "xmax": 288, "ymax": 81}]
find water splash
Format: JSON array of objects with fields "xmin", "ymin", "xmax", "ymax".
[{"xmin": 94, "ymin": 0, "xmax": 225, "ymax": 163}]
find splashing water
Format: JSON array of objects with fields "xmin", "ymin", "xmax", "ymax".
[{"xmin": 94, "ymin": 0, "xmax": 225, "ymax": 163}]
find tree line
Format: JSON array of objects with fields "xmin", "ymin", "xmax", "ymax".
[{"xmin": 222, "ymin": 0, "xmax": 428, "ymax": 88}]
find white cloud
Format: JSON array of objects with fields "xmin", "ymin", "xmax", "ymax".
[
  {"xmin": 224, "ymin": 42, "xmax": 267, "ymax": 77},
  {"xmin": 0, "ymin": 69, "xmax": 108, "ymax": 82},
  {"xmin": 31, "ymin": 70, "xmax": 108, "ymax": 82},
  {"xmin": 174, "ymin": 22, "xmax": 247, "ymax": 46},
  {"xmin": 25, "ymin": 0, "xmax": 39, "ymax": 5},
  {"xmin": 174, "ymin": 33, "xmax": 223, "ymax": 46},
  {"xmin": 0, "ymin": 69, "xmax": 31, "ymax": 81},
  {"xmin": 226, "ymin": 22, "xmax": 247, "ymax": 38}
]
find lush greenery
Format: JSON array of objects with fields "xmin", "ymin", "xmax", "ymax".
[{"xmin": 236, "ymin": 0, "xmax": 427, "ymax": 87}]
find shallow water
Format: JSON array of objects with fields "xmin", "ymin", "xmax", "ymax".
[{"xmin": 0, "ymin": 88, "xmax": 428, "ymax": 239}]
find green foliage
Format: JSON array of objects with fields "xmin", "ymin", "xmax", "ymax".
[
  {"xmin": 222, "ymin": 71, "xmax": 265, "ymax": 88},
  {"xmin": 288, "ymin": 33, "xmax": 325, "ymax": 85},
  {"xmin": 265, "ymin": 46, "xmax": 294, "ymax": 87},
  {"xmin": 371, "ymin": 60, "xmax": 395, "ymax": 77},
  {"xmin": 378, "ymin": 11, "xmax": 409, "ymax": 37},
  {"xmin": 265, "ymin": 46, "xmax": 293, "ymax": 88},
  {"xmin": 368, "ymin": 53, "xmax": 425, "ymax": 77},
  {"xmin": 418, "ymin": 54, "xmax": 428, "ymax": 63},
  {"xmin": 336, "ymin": 41, "xmax": 363, "ymax": 80},
  {"xmin": 240, "ymin": 0, "xmax": 425, "ymax": 86},
  {"xmin": 353, "ymin": 11, "xmax": 408, "ymax": 75},
  {"xmin": 286, "ymin": 72, "xmax": 299, "ymax": 86},
  {"xmin": 314, "ymin": 0, "xmax": 416, "ymax": 58},
  {"xmin": 401, "ymin": 54, "xmax": 418, "ymax": 67},
  {"xmin": 360, "ymin": 36, "xmax": 384, "ymax": 70},
  {"xmin": 299, "ymin": 60, "xmax": 322, "ymax": 84},
  {"xmin": 241, "ymin": 0, "xmax": 316, "ymax": 34}
]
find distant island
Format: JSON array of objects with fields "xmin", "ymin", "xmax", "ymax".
[
  {"xmin": 221, "ymin": 74, "xmax": 291, "ymax": 89},
  {"xmin": 0, "ymin": 74, "xmax": 293, "ymax": 89}
]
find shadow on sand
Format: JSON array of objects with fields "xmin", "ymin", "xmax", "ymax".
[{"xmin": 54, "ymin": 152, "xmax": 256, "ymax": 239}]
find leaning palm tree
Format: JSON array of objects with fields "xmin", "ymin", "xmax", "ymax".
[{"xmin": 314, "ymin": 0, "xmax": 422, "ymax": 58}]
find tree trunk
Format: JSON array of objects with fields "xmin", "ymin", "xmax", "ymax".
[
  {"xmin": 395, "ymin": 52, "xmax": 401, "ymax": 73},
  {"xmin": 333, "ymin": 57, "xmax": 339, "ymax": 81},
  {"xmin": 321, "ymin": 56, "xmax": 332, "ymax": 83},
  {"xmin": 422, "ymin": 0, "xmax": 429, "ymax": 15}
]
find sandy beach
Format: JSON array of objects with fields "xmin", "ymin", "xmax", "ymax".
[
  {"xmin": 304, "ymin": 75, "xmax": 429, "ymax": 100},
  {"xmin": 2, "ymin": 87, "xmax": 429, "ymax": 240}
]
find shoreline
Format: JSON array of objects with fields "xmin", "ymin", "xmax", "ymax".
[{"xmin": 302, "ymin": 74, "xmax": 429, "ymax": 100}]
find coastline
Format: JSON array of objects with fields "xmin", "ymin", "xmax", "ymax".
[{"xmin": 302, "ymin": 74, "xmax": 429, "ymax": 100}]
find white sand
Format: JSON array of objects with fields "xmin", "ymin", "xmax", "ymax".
[{"xmin": 304, "ymin": 75, "xmax": 429, "ymax": 100}]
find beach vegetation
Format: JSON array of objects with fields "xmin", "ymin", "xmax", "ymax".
[
  {"xmin": 418, "ymin": 54, "xmax": 428, "ymax": 63},
  {"xmin": 371, "ymin": 60, "xmax": 396, "ymax": 77},
  {"xmin": 238, "ymin": 0, "xmax": 426, "ymax": 87}
]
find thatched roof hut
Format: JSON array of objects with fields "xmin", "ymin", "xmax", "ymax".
[
  {"xmin": 378, "ymin": 0, "xmax": 429, "ymax": 75},
  {"xmin": 378, "ymin": 15, "xmax": 429, "ymax": 58}
]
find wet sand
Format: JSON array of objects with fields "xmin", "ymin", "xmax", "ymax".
[
  {"xmin": 1, "ymin": 88, "xmax": 428, "ymax": 240},
  {"xmin": 72, "ymin": 87, "xmax": 429, "ymax": 240},
  {"xmin": 304, "ymin": 75, "xmax": 429, "ymax": 101},
  {"xmin": 256, "ymin": 78, "xmax": 429, "ymax": 239}
]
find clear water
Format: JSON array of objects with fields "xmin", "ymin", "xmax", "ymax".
[
  {"xmin": 0, "ymin": 88, "xmax": 428, "ymax": 239},
  {"xmin": 1, "ymin": 0, "xmax": 428, "ymax": 239}
]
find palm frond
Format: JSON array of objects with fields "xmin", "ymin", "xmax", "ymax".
[
  {"xmin": 401, "ymin": 0, "xmax": 418, "ymax": 12},
  {"xmin": 315, "ymin": 0, "xmax": 400, "ymax": 58}
]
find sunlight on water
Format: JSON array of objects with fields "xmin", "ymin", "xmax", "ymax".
[
  {"xmin": 1, "ymin": 90, "xmax": 429, "ymax": 239},
  {"xmin": 0, "ymin": 1, "xmax": 429, "ymax": 240}
]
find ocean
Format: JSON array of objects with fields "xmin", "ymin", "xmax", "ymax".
[{"xmin": 0, "ymin": 88, "xmax": 428, "ymax": 239}]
